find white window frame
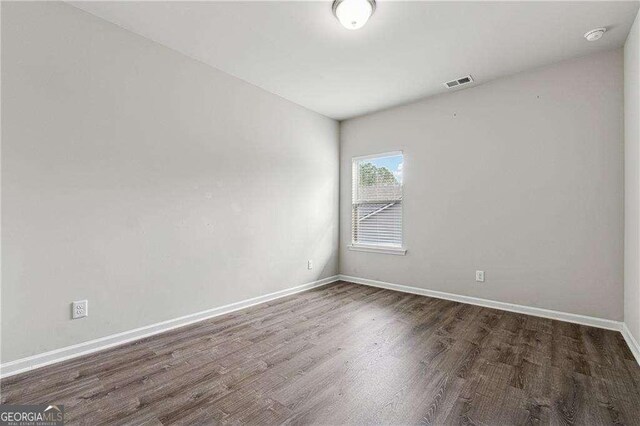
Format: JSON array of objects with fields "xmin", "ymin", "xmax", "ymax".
[{"xmin": 348, "ymin": 151, "xmax": 406, "ymax": 256}]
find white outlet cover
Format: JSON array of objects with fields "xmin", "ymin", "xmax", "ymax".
[
  {"xmin": 72, "ymin": 300, "xmax": 88, "ymax": 319},
  {"xmin": 307, "ymin": 260, "xmax": 313, "ymax": 270},
  {"xmin": 475, "ymin": 271, "xmax": 485, "ymax": 282}
]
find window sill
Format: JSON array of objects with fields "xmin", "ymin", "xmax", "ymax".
[{"xmin": 347, "ymin": 244, "xmax": 407, "ymax": 256}]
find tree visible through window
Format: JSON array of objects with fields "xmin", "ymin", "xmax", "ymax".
[
  {"xmin": 352, "ymin": 152, "xmax": 403, "ymax": 248},
  {"xmin": 358, "ymin": 162, "xmax": 398, "ymax": 186}
]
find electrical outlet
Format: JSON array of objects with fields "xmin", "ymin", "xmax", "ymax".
[
  {"xmin": 475, "ymin": 271, "xmax": 485, "ymax": 282},
  {"xmin": 72, "ymin": 300, "xmax": 88, "ymax": 319},
  {"xmin": 308, "ymin": 260, "xmax": 313, "ymax": 270}
]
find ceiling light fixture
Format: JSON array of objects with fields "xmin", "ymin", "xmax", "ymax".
[
  {"xmin": 584, "ymin": 27, "xmax": 606, "ymax": 41},
  {"xmin": 332, "ymin": 0, "xmax": 376, "ymax": 30}
]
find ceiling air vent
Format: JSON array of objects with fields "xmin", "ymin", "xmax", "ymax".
[{"xmin": 444, "ymin": 75, "xmax": 473, "ymax": 89}]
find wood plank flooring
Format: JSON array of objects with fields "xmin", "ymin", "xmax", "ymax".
[{"xmin": 2, "ymin": 281, "xmax": 640, "ymax": 425}]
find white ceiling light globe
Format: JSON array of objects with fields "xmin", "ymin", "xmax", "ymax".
[{"xmin": 333, "ymin": 0, "xmax": 376, "ymax": 30}]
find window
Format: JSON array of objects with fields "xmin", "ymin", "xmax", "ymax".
[{"xmin": 350, "ymin": 152, "xmax": 405, "ymax": 255}]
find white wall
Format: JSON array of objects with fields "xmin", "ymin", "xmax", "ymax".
[
  {"xmin": 1, "ymin": 2, "xmax": 339, "ymax": 363},
  {"xmin": 340, "ymin": 49, "xmax": 624, "ymax": 321},
  {"xmin": 625, "ymin": 10, "xmax": 640, "ymax": 342}
]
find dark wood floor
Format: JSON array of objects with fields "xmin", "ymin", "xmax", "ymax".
[{"xmin": 2, "ymin": 281, "xmax": 640, "ymax": 425}]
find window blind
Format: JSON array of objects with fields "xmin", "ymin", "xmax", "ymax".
[{"xmin": 352, "ymin": 152, "xmax": 403, "ymax": 247}]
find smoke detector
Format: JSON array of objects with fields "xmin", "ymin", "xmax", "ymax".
[
  {"xmin": 444, "ymin": 75, "xmax": 474, "ymax": 89},
  {"xmin": 584, "ymin": 27, "xmax": 606, "ymax": 41}
]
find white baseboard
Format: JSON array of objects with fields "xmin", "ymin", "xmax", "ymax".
[
  {"xmin": 622, "ymin": 323, "xmax": 640, "ymax": 366},
  {"xmin": 3, "ymin": 274, "xmax": 633, "ymax": 378},
  {"xmin": 0, "ymin": 275, "xmax": 340, "ymax": 378},
  {"xmin": 339, "ymin": 274, "xmax": 623, "ymax": 332}
]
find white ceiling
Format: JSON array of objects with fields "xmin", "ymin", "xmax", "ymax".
[{"xmin": 70, "ymin": 1, "xmax": 639, "ymax": 120}]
